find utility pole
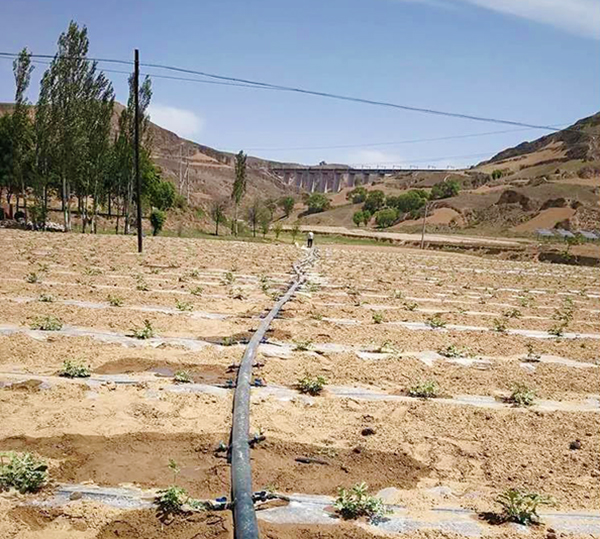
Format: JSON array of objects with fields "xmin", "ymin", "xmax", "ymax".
[
  {"xmin": 420, "ymin": 201, "xmax": 429, "ymax": 250},
  {"xmin": 134, "ymin": 48, "xmax": 142, "ymax": 253}
]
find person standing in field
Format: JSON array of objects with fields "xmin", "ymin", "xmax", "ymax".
[{"xmin": 307, "ymin": 231, "xmax": 314, "ymax": 248}]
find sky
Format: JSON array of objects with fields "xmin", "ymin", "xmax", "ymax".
[{"xmin": 1, "ymin": 0, "xmax": 599, "ymax": 168}]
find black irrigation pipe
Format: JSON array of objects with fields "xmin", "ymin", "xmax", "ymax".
[{"xmin": 230, "ymin": 248, "xmax": 317, "ymax": 539}]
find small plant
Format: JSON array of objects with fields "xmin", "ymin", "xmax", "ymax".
[
  {"xmin": 84, "ymin": 267, "xmax": 102, "ymax": 276},
  {"xmin": 376, "ymin": 340, "xmax": 399, "ymax": 354},
  {"xmin": 492, "ymin": 317, "xmax": 508, "ymax": 333},
  {"xmin": 503, "ymin": 308, "xmax": 522, "ymax": 319},
  {"xmin": 0, "ymin": 452, "xmax": 48, "ymax": 493},
  {"xmin": 174, "ymin": 370, "xmax": 192, "ymax": 383},
  {"xmin": 107, "ymin": 295, "xmax": 123, "ymax": 307},
  {"xmin": 372, "ymin": 312, "xmax": 384, "ymax": 324},
  {"xmin": 334, "ymin": 483, "xmax": 389, "ymax": 520},
  {"xmin": 523, "ymin": 344, "xmax": 541, "ymax": 363},
  {"xmin": 175, "ymin": 300, "xmax": 193, "ymax": 312},
  {"xmin": 508, "ymin": 383, "xmax": 536, "ymax": 407},
  {"xmin": 230, "ymin": 288, "xmax": 247, "ymax": 300},
  {"xmin": 496, "ymin": 488, "xmax": 554, "ymax": 525},
  {"xmin": 222, "ymin": 336, "xmax": 237, "ymax": 346},
  {"xmin": 310, "ymin": 312, "xmax": 323, "ymax": 321},
  {"xmin": 136, "ymin": 279, "xmax": 149, "ymax": 292},
  {"xmin": 408, "ymin": 380, "xmax": 439, "ymax": 399},
  {"xmin": 156, "ymin": 485, "xmax": 187, "ymax": 514},
  {"xmin": 59, "ymin": 359, "xmax": 90, "ymax": 378},
  {"xmin": 403, "ymin": 301, "xmax": 418, "ymax": 311},
  {"xmin": 131, "ymin": 320, "xmax": 155, "ymax": 340},
  {"xmin": 439, "ymin": 344, "xmax": 469, "ymax": 358},
  {"xmin": 426, "ymin": 313, "xmax": 446, "ymax": 329},
  {"xmin": 190, "ymin": 285, "xmax": 204, "ymax": 296},
  {"xmin": 297, "ymin": 373, "xmax": 327, "ymax": 395},
  {"xmin": 294, "ymin": 339, "xmax": 313, "ymax": 352},
  {"xmin": 391, "ymin": 289, "xmax": 403, "ymax": 299},
  {"xmin": 223, "ymin": 271, "xmax": 235, "ymax": 285},
  {"xmin": 30, "ymin": 315, "xmax": 63, "ymax": 331},
  {"xmin": 38, "ymin": 293, "xmax": 54, "ymax": 303},
  {"xmin": 25, "ymin": 272, "xmax": 39, "ymax": 284},
  {"xmin": 307, "ymin": 281, "xmax": 320, "ymax": 293}
]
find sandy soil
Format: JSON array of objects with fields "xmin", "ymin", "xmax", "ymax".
[{"xmin": 0, "ymin": 229, "xmax": 598, "ymax": 539}]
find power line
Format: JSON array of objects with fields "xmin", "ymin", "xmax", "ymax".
[
  {"xmin": 0, "ymin": 50, "xmax": 587, "ymax": 135},
  {"xmin": 245, "ymin": 125, "xmax": 569, "ymax": 152}
]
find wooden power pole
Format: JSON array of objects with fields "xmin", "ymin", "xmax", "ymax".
[{"xmin": 134, "ymin": 49, "xmax": 142, "ymax": 253}]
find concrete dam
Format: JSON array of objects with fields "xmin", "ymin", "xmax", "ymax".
[{"xmin": 269, "ymin": 165, "xmax": 448, "ymax": 193}]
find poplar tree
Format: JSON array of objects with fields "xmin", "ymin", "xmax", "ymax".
[{"xmin": 231, "ymin": 150, "xmax": 247, "ymax": 236}]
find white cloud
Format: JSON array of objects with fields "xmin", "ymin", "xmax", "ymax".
[
  {"xmin": 460, "ymin": 0, "xmax": 600, "ymax": 39},
  {"xmin": 396, "ymin": 0, "xmax": 600, "ymax": 39},
  {"xmin": 147, "ymin": 104, "xmax": 204, "ymax": 139}
]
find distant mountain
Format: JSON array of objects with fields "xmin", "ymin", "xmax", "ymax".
[{"xmin": 479, "ymin": 112, "xmax": 600, "ymax": 169}]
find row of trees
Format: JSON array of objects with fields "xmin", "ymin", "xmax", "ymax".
[
  {"xmin": 0, "ymin": 21, "xmax": 178, "ymax": 233},
  {"xmin": 349, "ymin": 178, "xmax": 460, "ymax": 229}
]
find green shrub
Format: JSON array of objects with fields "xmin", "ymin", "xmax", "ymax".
[
  {"xmin": 431, "ymin": 179, "xmax": 460, "ymax": 199},
  {"xmin": 297, "ymin": 373, "xmax": 327, "ymax": 395},
  {"xmin": 346, "ymin": 186, "xmax": 367, "ymax": 204},
  {"xmin": 508, "ymin": 383, "xmax": 536, "ymax": 407},
  {"xmin": 374, "ymin": 208, "xmax": 398, "ymax": 229},
  {"xmin": 334, "ymin": 483, "xmax": 388, "ymax": 520},
  {"xmin": 362, "ymin": 190, "xmax": 386, "ymax": 214},
  {"xmin": 0, "ymin": 452, "xmax": 48, "ymax": 493},
  {"xmin": 30, "ymin": 316, "xmax": 63, "ymax": 331},
  {"xmin": 306, "ymin": 193, "xmax": 331, "ymax": 214},
  {"xmin": 150, "ymin": 208, "xmax": 166, "ymax": 236},
  {"xmin": 496, "ymin": 488, "xmax": 553, "ymax": 525},
  {"xmin": 408, "ymin": 380, "xmax": 439, "ymax": 399},
  {"xmin": 131, "ymin": 319, "xmax": 155, "ymax": 339},
  {"xmin": 59, "ymin": 359, "xmax": 90, "ymax": 378}
]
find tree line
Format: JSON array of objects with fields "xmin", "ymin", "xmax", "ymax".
[{"xmin": 0, "ymin": 21, "xmax": 179, "ymax": 233}]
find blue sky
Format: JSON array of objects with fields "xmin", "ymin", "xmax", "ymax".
[{"xmin": 1, "ymin": 0, "xmax": 599, "ymax": 168}]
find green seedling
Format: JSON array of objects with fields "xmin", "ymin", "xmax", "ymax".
[
  {"xmin": 508, "ymin": 383, "xmax": 536, "ymax": 407},
  {"xmin": 107, "ymin": 295, "xmax": 123, "ymax": 307},
  {"xmin": 492, "ymin": 317, "xmax": 508, "ymax": 333},
  {"xmin": 496, "ymin": 488, "xmax": 554, "ymax": 525},
  {"xmin": 293, "ymin": 339, "xmax": 313, "ymax": 352},
  {"xmin": 190, "ymin": 286, "xmax": 204, "ymax": 296},
  {"xmin": 175, "ymin": 300, "xmax": 193, "ymax": 312},
  {"xmin": 408, "ymin": 380, "xmax": 439, "ymax": 399},
  {"xmin": 131, "ymin": 320, "xmax": 155, "ymax": 340},
  {"xmin": 59, "ymin": 359, "xmax": 90, "ymax": 378},
  {"xmin": 503, "ymin": 308, "xmax": 522, "ymax": 319},
  {"xmin": 439, "ymin": 344, "xmax": 469, "ymax": 358},
  {"xmin": 403, "ymin": 301, "xmax": 418, "ymax": 311},
  {"xmin": 334, "ymin": 483, "xmax": 389, "ymax": 520},
  {"xmin": 426, "ymin": 313, "xmax": 446, "ymax": 329},
  {"xmin": 0, "ymin": 452, "xmax": 48, "ymax": 493},
  {"xmin": 174, "ymin": 370, "xmax": 192, "ymax": 383},
  {"xmin": 223, "ymin": 271, "xmax": 235, "ymax": 285},
  {"xmin": 372, "ymin": 312, "xmax": 384, "ymax": 324},
  {"xmin": 30, "ymin": 316, "xmax": 63, "ymax": 331},
  {"xmin": 523, "ymin": 344, "xmax": 541, "ymax": 363},
  {"xmin": 38, "ymin": 293, "xmax": 54, "ymax": 303},
  {"xmin": 25, "ymin": 272, "xmax": 39, "ymax": 284},
  {"xmin": 297, "ymin": 373, "xmax": 327, "ymax": 395}
]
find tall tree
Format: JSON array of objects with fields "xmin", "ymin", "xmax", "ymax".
[
  {"xmin": 246, "ymin": 198, "xmax": 263, "ymax": 237},
  {"xmin": 231, "ymin": 150, "xmax": 247, "ymax": 236},
  {"xmin": 12, "ymin": 47, "xmax": 34, "ymax": 219}
]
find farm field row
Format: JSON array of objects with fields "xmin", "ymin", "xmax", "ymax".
[{"xmin": 0, "ymin": 230, "xmax": 598, "ymax": 539}]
